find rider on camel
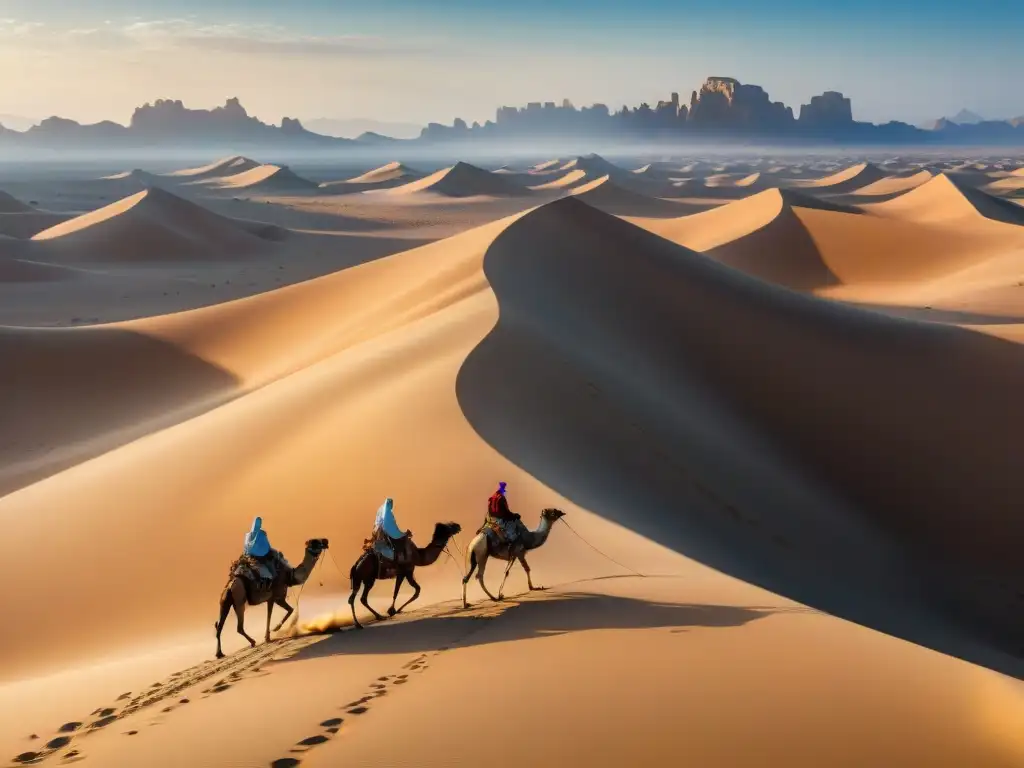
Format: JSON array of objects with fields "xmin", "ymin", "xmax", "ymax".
[
  {"xmin": 488, "ymin": 481, "xmax": 521, "ymax": 544},
  {"xmin": 243, "ymin": 516, "xmax": 282, "ymax": 583},
  {"xmin": 373, "ymin": 498, "xmax": 412, "ymax": 563}
]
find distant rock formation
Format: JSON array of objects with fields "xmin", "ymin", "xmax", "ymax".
[
  {"xmin": 420, "ymin": 75, "xmax": 1024, "ymax": 147},
  {"xmin": 0, "ymin": 98, "xmax": 351, "ymax": 150},
  {"xmin": 798, "ymin": 91, "xmax": 854, "ymax": 126},
  {"xmin": 687, "ymin": 77, "xmax": 793, "ymax": 128},
  {"xmin": 2, "ymin": 78, "xmax": 1023, "ymax": 150}
]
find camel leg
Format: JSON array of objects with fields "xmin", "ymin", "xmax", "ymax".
[
  {"xmin": 462, "ymin": 547, "xmax": 481, "ymax": 609},
  {"xmin": 396, "ymin": 572, "xmax": 421, "ymax": 614},
  {"xmin": 518, "ymin": 553, "xmax": 544, "ymax": 590},
  {"xmin": 264, "ymin": 600, "xmax": 274, "ymax": 643},
  {"xmin": 388, "ymin": 573, "xmax": 406, "ymax": 617},
  {"xmin": 214, "ymin": 587, "xmax": 233, "ymax": 659},
  {"xmin": 497, "ymin": 555, "xmax": 516, "ymax": 600},
  {"xmin": 231, "ymin": 584, "xmax": 257, "ymax": 648},
  {"xmin": 476, "ymin": 552, "xmax": 502, "ymax": 603},
  {"xmin": 348, "ymin": 574, "xmax": 363, "ymax": 630},
  {"xmin": 272, "ymin": 597, "xmax": 294, "ymax": 632},
  {"xmin": 361, "ymin": 579, "xmax": 386, "ymax": 621}
]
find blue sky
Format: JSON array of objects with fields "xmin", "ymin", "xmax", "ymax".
[{"xmin": 0, "ymin": 0, "xmax": 1021, "ymax": 127}]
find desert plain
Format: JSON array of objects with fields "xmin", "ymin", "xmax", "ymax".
[{"xmin": 3, "ymin": 151, "xmax": 1024, "ymax": 767}]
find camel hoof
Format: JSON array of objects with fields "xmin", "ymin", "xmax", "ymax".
[
  {"xmin": 248, "ymin": 640, "xmax": 256, "ymax": 648},
  {"xmin": 215, "ymin": 651, "xmax": 225, "ymax": 659},
  {"xmin": 387, "ymin": 607, "xmax": 397, "ymax": 617},
  {"xmin": 353, "ymin": 624, "xmax": 363, "ymax": 631}
]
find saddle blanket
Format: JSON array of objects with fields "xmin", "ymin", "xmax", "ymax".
[{"xmin": 232, "ymin": 551, "xmax": 291, "ymax": 588}]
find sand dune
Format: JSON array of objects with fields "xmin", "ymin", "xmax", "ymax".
[
  {"xmin": 531, "ymin": 158, "xmax": 563, "ymax": 172},
  {"xmin": 0, "ymin": 210, "xmax": 71, "ymax": 239},
  {"xmin": 384, "ymin": 161, "xmax": 532, "ymax": 197},
  {"xmin": 163, "ymin": 155, "xmax": 261, "ymax": 180},
  {"xmin": 0, "ymin": 190, "xmax": 34, "ymax": 213},
  {"xmin": 865, "ymin": 173, "xmax": 1024, "ymax": 226},
  {"xmin": 635, "ymin": 188, "xmax": 859, "ymax": 289},
  {"xmin": 32, "ymin": 187, "xmax": 280, "ymax": 262},
  {"xmin": 318, "ymin": 162, "xmax": 425, "ymax": 193},
  {"xmin": 6, "ymin": 153, "xmax": 1024, "ymax": 768},
  {"xmin": 559, "ymin": 153, "xmax": 624, "ymax": 177},
  {"xmin": 0, "ymin": 182, "xmax": 68, "ymax": 233},
  {"xmin": 527, "ymin": 168, "xmax": 588, "ymax": 190},
  {"xmin": 198, "ymin": 164, "xmax": 319, "ymax": 193},
  {"xmin": 852, "ymin": 169, "xmax": 934, "ymax": 197},
  {"xmin": 636, "ymin": 185, "xmax": 1024, "ymax": 294},
  {"xmin": 795, "ymin": 162, "xmax": 888, "ymax": 193},
  {"xmin": 343, "ymin": 161, "xmax": 420, "ymax": 185},
  {"xmin": 461, "ymin": 197, "xmax": 1024, "ymax": 657},
  {"xmin": 568, "ymin": 175, "xmax": 688, "ymax": 216},
  {"xmin": 704, "ymin": 172, "xmax": 762, "ymax": 188},
  {"xmin": 984, "ymin": 175, "xmax": 1024, "ymax": 196}
]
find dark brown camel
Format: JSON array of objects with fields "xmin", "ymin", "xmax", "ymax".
[
  {"xmin": 348, "ymin": 522, "xmax": 462, "ymax": 629},
  {"xmin": 215, "ymin": 538, "xmax": 328, "ymax": 658}
]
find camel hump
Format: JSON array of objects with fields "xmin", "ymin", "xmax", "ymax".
[{"xmin": 232, "ymin": 550, "xmax": 291, "ymax": 589}]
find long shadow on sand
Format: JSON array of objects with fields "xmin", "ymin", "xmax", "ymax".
[{"xmin": 292, "ymin": 592, "xmax": 786, "ymax": 663}]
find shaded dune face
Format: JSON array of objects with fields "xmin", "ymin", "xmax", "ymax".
[
  {"xmin": 0, "ymin": 326, "xmax": 238, "ymax": 497},
  {"xmin": 457, "ymin": 196, "xmax": 1024, "ymax": 664}
]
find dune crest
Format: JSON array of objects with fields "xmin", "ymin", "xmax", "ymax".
[
  {"xmin": 163, "ymin": 155, "xmax": 260, "ymax": 180},
  {"xmin": 198, "ymin": 164, "xmax": 318, "ymax": 192},
  {"xmin": 384, "ymin": 161, "xmax": 531, "ymax": 197},
  {"xmin": 344, "ymin": 161, "xmax": 420, "ymax": 185},
  {"xmin": 865, "ymin": 173, "xmax": 1024, "ymax": 225},
  {"xmin": 568, "ymin": 175, "xmax": 686, "ymax": 216},
  {"xmin": 32, "ymin": 187, "xmax": 279, "ymax": 261}
]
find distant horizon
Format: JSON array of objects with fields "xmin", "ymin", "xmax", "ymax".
[
  {"xmin": 1, "ymin": 1, "xmax": 1022, "ymax": 128},
  {"xmin": 1, "ymin": 88, "xmax": 1020, "ymax": 138}
]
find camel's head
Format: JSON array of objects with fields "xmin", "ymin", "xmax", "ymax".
[
  {"xmin": 432, "ymin": 521, "xmax": 463, "ymax": 541},
  {"xmin": 541, "ymin": 508, "xmax": 566, "ymax": 522},
  {"xmin": 305, "ymin": 538, "xmax": 329, "ymax": 554}
]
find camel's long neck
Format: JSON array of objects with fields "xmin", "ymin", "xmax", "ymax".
[
  {"xmin": 415, "ymin": 538, "xmax": 448, "ymax": 567},
  {"xmin": 522, "ymin": 518, "xmax": 554, "ymax": 551},
  {"xmin": 290, "ymin": 550, "xmax": 320, "ymax": 585}
]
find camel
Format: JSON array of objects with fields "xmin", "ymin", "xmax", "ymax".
[
  {"xmin": 215, "ymin": 538, "xmax": 328, "ymax": 658},
  {"xmin": 462, "ymin": 508, "xmax": 566, "ymax": 608},
  {"xmin": 348, "ymin": 522, "xmax": 462, "ymax": 629}
]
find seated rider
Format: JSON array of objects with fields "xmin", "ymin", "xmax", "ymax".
[
  {"xmin": 243, "ymin": 516, "xmax": 279, "ymax": 582},
  {"xmin": 373, "ymin": 498, "xmax": 412, "ymax": 563},
  {"xmin": 488, "ymin": 482, "xmax": 521, "ymax": 543}
]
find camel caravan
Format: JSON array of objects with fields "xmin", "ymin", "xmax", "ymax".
[{"xmin": 215, "ymin": 482, "xmax": 565, "ymax": 657}]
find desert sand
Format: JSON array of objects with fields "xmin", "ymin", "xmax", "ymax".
[{"xmin": 3, "ymin": 153, "xmax": 1024, "ymax": 768}]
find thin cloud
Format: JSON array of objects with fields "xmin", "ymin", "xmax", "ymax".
[{"xmin": 0, "ymin": 17, "xmax": 447, "ymax": 58}]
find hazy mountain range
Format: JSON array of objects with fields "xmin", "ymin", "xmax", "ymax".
[{"xmin": 2, "ymin": 78, "xmax": 1024, "ymax": 152}]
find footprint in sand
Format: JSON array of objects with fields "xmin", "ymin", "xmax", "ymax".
[
  {"xmin": 11, "ymin": 735, "xmax": 75, "ymax": 765},
  {"xmin": 57, "ymin": 722, "xmax": 82, "ymax": 734},
  {"xmin": 271, "ymin": 759, "xmax": 301, "ymax": 768}
]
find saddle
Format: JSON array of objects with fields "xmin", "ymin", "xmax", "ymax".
[
  {"xmin": 479, "ymin": 516, "xmax": 523, "ymax": 551},
  {"xmin": 231, "ymin": 551, "xmax": 289, "ymax": 593}
]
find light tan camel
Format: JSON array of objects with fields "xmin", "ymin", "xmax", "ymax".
[{"xmin": 462, "ymin": 508, "xmax": 565, "ymax": 607}]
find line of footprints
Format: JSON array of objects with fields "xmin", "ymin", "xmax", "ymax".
[{"xmin": 269, "ymin": 650, "xmax": 440, "ymax": 768}]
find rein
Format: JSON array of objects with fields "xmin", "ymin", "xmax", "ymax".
[{"xmin": 557, "ymin": 517, "xmax": 645, "ymax": 578}]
